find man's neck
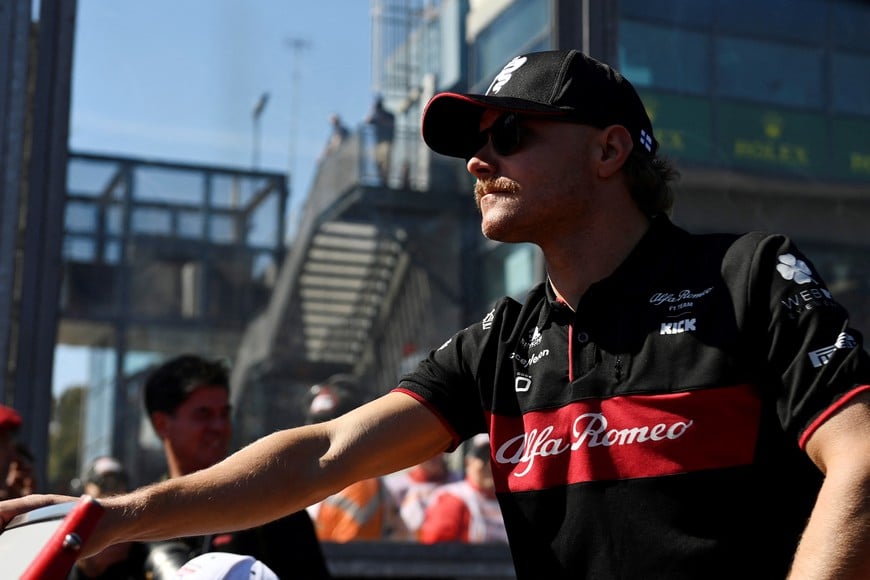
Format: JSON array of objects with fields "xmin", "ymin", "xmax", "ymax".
[
  {"xmin": 164, "ymin": 446, "xmax": 193, "ymax": 479},
  {"xmin": 544, "ymin": 208, "xmax": 651, "ymax": 310}
]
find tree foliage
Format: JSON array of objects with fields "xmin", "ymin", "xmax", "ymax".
[{"xmin": 48, "ymin": 386, "xmax": 86, "ymax": 494}]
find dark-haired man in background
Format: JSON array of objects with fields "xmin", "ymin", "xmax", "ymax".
[{"xmin": 143, "ymin": 354, "xmax": 331, "ymax": 579}]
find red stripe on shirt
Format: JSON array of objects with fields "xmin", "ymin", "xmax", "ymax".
[
  {"xmin": 486, "ymin": 384, "xmax": 761, "ymax": 492},
  {"xmin": 798, "ymin": 384, "xmax": 870, "ymax": 450},
  {"xmin": 393, "ymin": 388, "xmax": 463, "ymax": 451}
]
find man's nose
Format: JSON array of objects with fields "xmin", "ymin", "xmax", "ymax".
[{"xmin": 467, "ymin": 150, "xmax": 496, "ymax": 179}]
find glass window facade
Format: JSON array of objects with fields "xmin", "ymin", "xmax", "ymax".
[
  {"xmin": 714, "ymin": 0, "xmax": 826, "ymax": 43},
  {"xmin": 469, "ymin": 0, "xmax": 551, "ymax": 92},
  {"xmin": 620, "ymin": 0, "xmax": 858, "ymax": 111},
  {"xmin": 832, "ymin": 51, "xmax": 870, "ymax": 116},
  {"xmin": 831, "ymin": 1, "xmax": 870, "ymax": 51},
  {"xmin": 619, "ymin": 22, "xmax": 710, "ymax": 94},
  {"xmin": 618, "ymin": 0, "xmax": 870, "ymax": 183},
  {"xmin": 620, "ymin": 0, "xmax": 712, "ymax": 27},
  {"xmin": 715, "ymin": 37, "xmax": 824, "ymax": 108}
]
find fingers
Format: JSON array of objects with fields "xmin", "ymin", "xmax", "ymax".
[{"xmin": 0, "ymin": 494, "xmax": 78, "ymax": 528}]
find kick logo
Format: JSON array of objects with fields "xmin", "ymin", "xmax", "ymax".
[
  {"xmin": 776, "ymin": 253, "xmax": 816, "ymax": 285},
  {"xmin": 660, "ymin": 318, "xmax": 697, "ymax": 335}
]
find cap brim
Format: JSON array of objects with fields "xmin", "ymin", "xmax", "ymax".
[{"xmin": 421, "ymin": 92, "xmax": 569, "ymax": 159}]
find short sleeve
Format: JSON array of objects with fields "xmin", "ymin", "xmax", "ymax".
[{"xmin": 733, "ymin": 233, "xmax": 870, "ymax": 445}]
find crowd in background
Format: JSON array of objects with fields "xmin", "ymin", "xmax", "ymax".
[
  {"xmin": 304, "ymin": 374, "xmax": 507, "ymax": 545},
  {"xmin": 0, "ymin": 405, "xmax": 36, "ymax": 502},
  {"xmin": 0, "ymin": 355, "xmax": 507, "ymax": 579}
]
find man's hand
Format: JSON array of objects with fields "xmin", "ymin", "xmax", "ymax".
[
  {"xmin": 0, "ymin": 494, "xmax": 78, "ymax": 528},
  {"xmin": 0, "ymin": 394, "xmax": 450, "ymax": 562}
]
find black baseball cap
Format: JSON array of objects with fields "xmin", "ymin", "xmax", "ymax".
[
  {"xmin": 466, "ymin": 434, "xmax": 491, "ymax": 461},
  {"xmin": 422, "ymin": 49, "xmax": 658, "ymax": 160}
]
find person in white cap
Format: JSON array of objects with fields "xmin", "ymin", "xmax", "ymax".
[
  {"xmin": 418, "ymin": 435, "xmax": 506, "ymax": 545},
  {"xmin": 303, "ymin": 375, "xmax": 407, "ymax": 542},
  {"xmin": 174, "ymin": 552, "xmax": 277, "ymax": 580},
  {"xmin": 3, "ymin": 49, "xmax": 870, "ymax": 580},
  {"xmin": 69, "ymin": 456, "xmax": 151, "ymax": 580}
]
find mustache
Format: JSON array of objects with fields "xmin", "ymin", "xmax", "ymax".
[{"xmin": 474, "ymin": 177, "xmax": 520, "ymax": 206}]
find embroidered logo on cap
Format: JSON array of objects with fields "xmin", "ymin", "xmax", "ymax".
[{"xmin": 487, "ymin": 56, "xmax": 528, "ymax": 95}]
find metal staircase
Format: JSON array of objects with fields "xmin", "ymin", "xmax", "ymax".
[
  {"xmin": 229, "ymin": 128, "xmax": 472, "ymax": 440},
  {"xmin": 299, "ymin": 221, "xmax": 406, "ymax": 365}
]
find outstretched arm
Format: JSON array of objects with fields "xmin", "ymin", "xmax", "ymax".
[
  {"xmin": 789, "ymin": 392, "xmax": 870, "ymax": 579},
  {"xmin": 0, "ymin": 392, "xmax": 452, "ymax": 557}
]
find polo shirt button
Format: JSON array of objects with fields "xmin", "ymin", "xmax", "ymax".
[{"xmin": 577, "ymin": 331, "xmax": 590, "ymax": 344}]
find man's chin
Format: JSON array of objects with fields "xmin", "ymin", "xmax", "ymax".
[{"xmin": 481, "ymin": 222, "xmax": 524, "ymax": 244}]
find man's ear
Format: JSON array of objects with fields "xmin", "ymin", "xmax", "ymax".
[
  {"xmin": 597, "ymin": 125, "xmax": 633, "ymax": 178},
  {"xmin": 150, "ymin": 411, "xmax": 171, "ymax": 439}
]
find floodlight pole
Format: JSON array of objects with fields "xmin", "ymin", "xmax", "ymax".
[
  {"xmin": 284, "ymin": 37, "xmax": 310, "ymax": 196},
  {"xmin": 251, "ymin": 91, "xmax": 269, "ymax": 169}
]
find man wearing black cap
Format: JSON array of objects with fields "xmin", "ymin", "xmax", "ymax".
[{"xmin": 4, "ymin": 50, "xmax": 870, "ymax": 580}]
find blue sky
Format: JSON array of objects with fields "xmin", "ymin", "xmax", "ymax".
[
  {"xmin": 70, "ymin": 0, "xmax": 373, "ymax": 205},
  {"xmin": 55, "ymin": 1, "xmax": 374, "ymax": 393}
]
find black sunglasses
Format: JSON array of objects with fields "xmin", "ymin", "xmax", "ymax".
[{"xmin": 472, "ymin": 112, "xmax": 524, "ymax": 158}]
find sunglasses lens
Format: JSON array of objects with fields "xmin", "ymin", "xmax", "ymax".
[
  {"xmin": 471, "ymin": 113, "xmax": 521, "ymax": 159},
  {"xmin": 490, "ymin": 113, "xmax": 521, "ymax": 156}
]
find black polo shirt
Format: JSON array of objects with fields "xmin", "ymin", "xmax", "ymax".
[{"xmin": 396, "ymin": 216, "xmax": 870, "ymax": 579}]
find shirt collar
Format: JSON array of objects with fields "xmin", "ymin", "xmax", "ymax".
[{"xmin": 542, "ymin": 214, "xmax": 684, "ymax": 313}]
